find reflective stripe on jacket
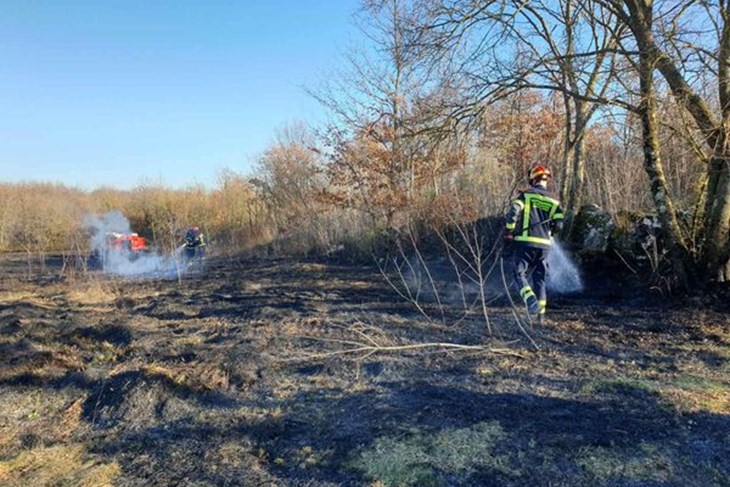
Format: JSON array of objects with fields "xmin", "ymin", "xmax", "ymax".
[
  {"xmin": 505, "ymin": 187, "xmax": 564, "ymax": 249},
  {"xmin": 186, "ymin": 234, "xmax": 206, "ymax": 248}
]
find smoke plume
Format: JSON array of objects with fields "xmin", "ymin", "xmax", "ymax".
[{"xmin": 85, "ymin": 211, "xmax": 185, "ymax": 278}]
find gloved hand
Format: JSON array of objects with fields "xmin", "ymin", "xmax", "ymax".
[{"xmin": 503, "ymin": 231, "xmax": 514, "ymax": 242}]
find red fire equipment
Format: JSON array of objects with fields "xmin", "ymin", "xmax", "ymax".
[{"xmin": 105, "ymin": 232, "xmax": 149, "ymax": 254}]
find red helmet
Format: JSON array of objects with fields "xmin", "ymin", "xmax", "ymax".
[{"xmin": 528, "ymin": 165, "xmax": 552, "ymax": 184}]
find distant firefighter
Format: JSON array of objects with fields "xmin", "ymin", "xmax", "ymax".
[{"xmin": 184, "ymin": 226, "xmax": 206, "ymax": 260}]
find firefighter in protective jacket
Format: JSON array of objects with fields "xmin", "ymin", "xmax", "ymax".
[
  {"xmin": 504, "ymin": 165, "xmax": 564, "ymax": 322},
  {"xmin": 184, "ymin": 226, "xmax": 206, "ymax": 259}
]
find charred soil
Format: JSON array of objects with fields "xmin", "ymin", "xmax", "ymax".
[{"xmin": 0, "ymin": 253, "xmax": 727, "ymax": 486}]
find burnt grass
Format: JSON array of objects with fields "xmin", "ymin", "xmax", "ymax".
[{"xmin": 0, "ymin": 253, "xmax": 728, "ymax": 486}]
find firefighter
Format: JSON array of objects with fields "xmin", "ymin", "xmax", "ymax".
[
  {"xmin": 184, "ymin": 226, "xmax": 206, "ymax": 260},
  {"xmin": 504, "ymin": 165, "xmax": 564, "ymax": 323}
]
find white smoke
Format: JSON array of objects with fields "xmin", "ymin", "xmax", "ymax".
[
  {"xmin": 548, "ymin": 241, "xmax": 583, "ymax": 293},
  {"xmin": 85, "ymin": 211, "xmax": 186, "ymax": 278}
]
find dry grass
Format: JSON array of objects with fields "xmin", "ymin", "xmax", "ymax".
[
  {"xmin": 0, "ymin": 290, "xmax": 37, "ymax": 302},
  {"xmin": 211, "ymin": 441, "xmax": 265, "ymax": 471},
  {"xmin": 0, "ymin": 291, "xmax": 54, "ymax": 308},
  {"xmin": 141, "ymin": 363, "xmax": 230, "ymax": 393},
  {"xmin": 0, "ymin": 390, "xmax": 88, "ymax": 463},
  {"xmin": 66, "ymin": 282, "xmax": 117, "ymax": 306},
  {"xmin": 297, "ymin": 263, "xmax": 328, "ymax": 273},
  {"xmin": 0, "ymin": 444, "xmax": 120, "ymax": 487},
  {"xmin": 0, "ymin": 345, "xmax": 84, "ymax": 384},
  {"xmin": 659, "ymin": 378, "xmax": 730, "ymax": 414},
  {"xmin": 0, "ymin": 255, "xmax": 727, "ymax": 486}
]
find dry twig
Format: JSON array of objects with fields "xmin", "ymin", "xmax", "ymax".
[{"xmin": 279, "ymin": 319, "xmax": 527, "ymax": 363}]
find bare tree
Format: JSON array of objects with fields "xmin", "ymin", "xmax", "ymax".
[
  {"xmin": 252, "ymin": 123, "xmax": 336, "ymax": 253},
  {"xmin": 406, "ymin": 0, "xmax": 730, "ymax": 285},
  {"xmin": 409, "ymin": 0, "xmax": 625, "ymax": 236},
  {"xmin": 311, "ymin": 0, "xmax": 467, "ymax": 228},
  {"xmin": 596, "ymin": 0, "xmax": 730, "ymax": 282}
]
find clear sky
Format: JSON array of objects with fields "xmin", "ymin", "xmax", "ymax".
[{"xmin": 0, "ymin": 1, "xmax": 360, "ymax": 189}]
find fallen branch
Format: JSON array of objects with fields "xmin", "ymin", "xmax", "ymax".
[{"xmin": 281, "ymin": 335, "xmax": 528, "ymax": 362}]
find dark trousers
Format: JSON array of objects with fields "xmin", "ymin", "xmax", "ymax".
[
  {"xmin": 512, "ymin": 246, "xmax": 549, "ymax": 307},
  {"xmin": 185, "ymin": 244, "xmax": 205, "ymax": 259}
]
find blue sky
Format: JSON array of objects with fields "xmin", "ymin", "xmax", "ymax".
[{"xmin": 0, "ymin": 1, "xmax": 360, "ymax": 189}]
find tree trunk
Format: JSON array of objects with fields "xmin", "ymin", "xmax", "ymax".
[
  {"xmin": 562, "ymin": 102, "xmax": 588, "ymax": 239},
  {"xmin": 559, "ymin": 143, "xmax": 573, "ymax": 204},
  {"xmin": 702, "ymin": 10, "xmax": 730, "ymax": 281},
  {"xmin": 559, "ymin": 93, "xmax": 574, "ymax": 203},
  {"xmin": 630, "ymin": 0, "xmax": 692, "ymax": 287},
  {"xmin": 703, "ymin": 149, "xmax": 730, "ymax": 281},
  {"xmin": 621, "ymin": 0, "xmax": 730, "ymax": 282}
]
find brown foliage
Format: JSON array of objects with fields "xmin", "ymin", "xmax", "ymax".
[
  {"xmin": 480, "ymin": 91, "xmax": 564, "ymax": 178},
  {"xmin": 0, "ymin": 173, "xmax": 270, "ymax": 263}
]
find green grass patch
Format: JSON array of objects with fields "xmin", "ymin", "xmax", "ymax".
[
  {"xmin": 576, "ymin": 443, "xmax": 674, "ymax": 484},
  {"xmin": 579, "ymin": 377, "xmax": 658, "ymax": 398},
  {"xmin": 580, "ymin": 374, "xmax": 729, "ymax": 413},
  {"xmin": 351, "ymin": 421, "xmax": 517, "ymax": 486},
  {"xmin": 657, "ymin": 375, "xmax": 730, "ymax": 413}
]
